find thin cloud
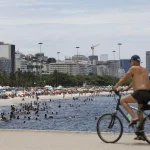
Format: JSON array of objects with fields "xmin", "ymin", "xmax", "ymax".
[{"xmin": 0, "ymin": 0, "xmax": 150, "ymax": 66}]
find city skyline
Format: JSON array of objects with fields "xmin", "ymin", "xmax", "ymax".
[{"xmin": 0, "ymin": 0, "xmax": 150, "ymax": 67}]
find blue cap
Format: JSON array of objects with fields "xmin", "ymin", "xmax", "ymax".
[{"xmin": 130, "ymin": 55, "xmax": 141, "ymax": 62}]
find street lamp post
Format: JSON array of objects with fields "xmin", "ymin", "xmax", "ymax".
[
  {"xmin": 76, "ymin": 47, "xmax": 80, "ymax": 75},
  {"xmin": 118, "ymin": 43, "xmax": 122, "ymax": 68},
  {"xmin": 76, "ymin": 47, "xmax": 80, "ymax": 63},
  {"xmin": 38, "ymin": 42, "xmax": 43, "ymax": 82},
  {"xmin": 112, "ymin": 51, "xmax": 116, "ymax": 61},
  {"xmin": 57, "ymin": 52, "xmax": 60, "ymax": 87}
]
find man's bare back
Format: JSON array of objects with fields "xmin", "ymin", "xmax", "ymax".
[
  {"xmin": 113, "ymin": 55, "xmax": 150, "ymax": 129},
  {"xmin": 132, "ymin": 66, "xmax": 150, "ymax": 91}
]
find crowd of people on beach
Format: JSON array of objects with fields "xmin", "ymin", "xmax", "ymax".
[
  {"xmin": 0, "ymin": 89, "xmax": 132, "ymax": 123},
  {"xmin": 0, "ymin": 85, "xmax": 132, "ymax": 100}
]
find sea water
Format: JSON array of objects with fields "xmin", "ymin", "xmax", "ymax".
[{"xmin": 0, "ymin": 96, "xmax": 148, "ymax": 133}]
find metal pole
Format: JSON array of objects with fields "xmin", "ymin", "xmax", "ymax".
[
  {"xmin": 40, "ymin": 44, "xmax": 41, "ymax": 77},
  {"xmin": 119, "ymin": 45, "xmax": 120, "ymax": 62},
  {"xmin": 118, "ymin": 43, "xmax": 122, "ymax": 68},
  {"xmin": 38, "ymin": 43, "xmax": 43, "ymax": 83},
  {"xmin": 76, "ymin": 47, "xmax": 80, "ymax": 75},
  {"xmin": 112, "ymin": 51, "xmax": 116, "ymax": 61},
  {"xmin": 57, "ymin": 52, "xmax": 60, "ymax": 87}
]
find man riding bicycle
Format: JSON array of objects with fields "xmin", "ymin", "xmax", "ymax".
[{"xmin": 113, "ymin": 55, "xmax": 150, "ymax": 129}]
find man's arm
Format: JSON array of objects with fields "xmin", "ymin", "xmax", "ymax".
[{"xmin": 114, "ymin": 67, "xmax": 134, "ymax": 89}]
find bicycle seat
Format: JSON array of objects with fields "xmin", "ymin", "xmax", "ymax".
[{"xmin": 141, "ymin": 104, "xmax": 150, "ymax": 110}]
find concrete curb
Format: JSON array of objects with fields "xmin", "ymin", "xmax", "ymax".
[{"xmin": 0, "ymin": 129, "xmax": 136, "ymax": 136}]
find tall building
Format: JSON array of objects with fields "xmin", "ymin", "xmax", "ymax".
[
  {"xmin": 47, "ymin": 62, "xmax": 88, "ymax": 75},
  {"xmin": 0, "ymin": 43, "xmax": 15, "ymax": 73},
  {"xmin": 87, "ymin": 65, "xmax": 97, "ymax": 75},
  {"xmin": 97, "ymin": 65, "xmax": 109, "ymax": 76},
  {"xmin": 146, "ymin": 51, "xmax": 150, "ymax": 74},
  {"xmin": 88, "ymin": 55, "xmax": 98, "ymax": 62},
  {"xmin": 15, "ymin": 51, "xmax": 27, "ymax": 72},
  {"xmin": 15, "ymin": 51, "xmax": 48, "ymax": 73},
  {"xmin": 0, "ymin": 57, "xmax": 12, "ymax": 74},
  {"xmin": 48, "ymin": 62, "xmax": 78, "ymax": 75},
  {"xmin": 118, "ymin": 68, "xmax": 125, "ymax": 78},
  {"xmin": 20, "ymin": 59, "xmax": 28, "ymax": 72},
  {"xmin": 100, "ymin": 54, "xmax": 108, "ymax": 61},
  {"xmin": 108, "ymin": 60, "xmax": 119, "ymax": 77},
  {"xmin": 120, "ymin": 59, "xmax": 130, "ymax": 73}
]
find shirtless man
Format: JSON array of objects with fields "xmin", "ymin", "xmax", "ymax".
[{"xmin": 113, "ymin": 55, "xmax": 150, "ymax": 127}]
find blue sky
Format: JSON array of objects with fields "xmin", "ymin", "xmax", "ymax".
[{"xmin": 0, "ymin": 0, "xmax": 150, "ymax": 66}]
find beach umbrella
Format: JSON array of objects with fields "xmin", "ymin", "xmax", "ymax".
[
  {"xmin": 57, "ymin": 85, "xmax": 63, "ymax": 90},
  {"xmin": 73, "ymin": 89, "xmax": 78, "ymax": 93}
]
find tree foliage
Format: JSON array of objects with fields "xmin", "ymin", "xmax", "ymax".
[
  {"xmin": 0, "ymin": 71, "xmax": 130, "ymax": 87},
  {"xmin": 46, "ymin": 58, "xmax": 56, "ymax": 64}
]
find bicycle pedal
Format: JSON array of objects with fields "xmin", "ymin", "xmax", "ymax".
[{"xmin": 128, "ymin": 119, "xmax": 139, "ymax": 127}]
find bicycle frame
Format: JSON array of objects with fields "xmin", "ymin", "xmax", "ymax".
[
  {"xmin": 114, "ymin": 94, "xmax": 131, "ymax": 123},
  {"xmin": 113, "ymin": 92, "xmax": 150, "ymax": 124}
]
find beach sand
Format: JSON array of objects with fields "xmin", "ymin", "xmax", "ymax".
[
  {"xmin": 0, "ymin": 91, "xmax": 131, "ymax": 107},
  {"xmin": 0, "ymin": 93, "xmax": 89, "ymax": 106},
  {"xmin": 0, "ymin": 130, "xmax": 149, "ymax": 150}
]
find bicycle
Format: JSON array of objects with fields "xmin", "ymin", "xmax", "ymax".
[{"xmin": 96, "ymin": 90, "xmax": 150, "ymax": 144}]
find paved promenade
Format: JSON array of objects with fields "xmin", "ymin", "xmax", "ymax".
[{"xmin": 0, "ymin": 130, "xmax": 149, "ymax": 150}]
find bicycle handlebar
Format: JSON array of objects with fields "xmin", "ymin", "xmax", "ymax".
[
  {"xmin": 114, "ymin": 90, "xmax": 120, "ymax": 97},
  {"xmin": 111, "ymin": 89, "xmax": 121, "ymax": 97}
]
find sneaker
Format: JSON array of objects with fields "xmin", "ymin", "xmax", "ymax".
[{"xmin": 134, "ymin": 136, "xmax": 145, "ymax": 141}]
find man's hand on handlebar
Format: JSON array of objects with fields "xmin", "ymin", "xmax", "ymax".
[
  {"xmin": 110, "ymin": 86, "xmax": 121, "ymax": 96},
  {"xmin": 109, "ymin": 86, "xmax": 117, "ymax": 92},
  {"xmin": 121, "ymin": 87, "xmax": 128, "ymax": 92},
  {"xmin": 112, "ymin": 86, "xmax": 117, "ymax": 91}
]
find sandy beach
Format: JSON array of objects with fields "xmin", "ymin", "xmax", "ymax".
[
  {"xmin": 0, "ymin": 93, "xmax": 89, "ymax": 106},
  {"xmin": 0, "ymin": 91, "xmax": 131, "ymax": 107},
  {"xmin": 0, "ymin": 130, "xmax": 149, "ymax": 150}
]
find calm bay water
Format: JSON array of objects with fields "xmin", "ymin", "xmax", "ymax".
[{"xmin": 0, "ymin": 95, "xmax": 149, "ymax": 133}]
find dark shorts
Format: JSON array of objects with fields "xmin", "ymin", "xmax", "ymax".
[{"xmin": 131, "ymin": 90, "xmax": 150, "ymax": 104}]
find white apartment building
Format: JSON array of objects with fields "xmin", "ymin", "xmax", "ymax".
[
  {"xmin": 20, "ymin": 59, "xmax": 27, "ymax": 72},
  {"xmin": 97, "ymin": 65, "xmax": 109, "ymax": 76},
  {"xmin": 87, "ymin": 65, "xmax": 97, "ymax": 75},
  {"xmin": 47, "ymin": 62, "xmax": 88, "ymax": 75},
  {"xmin": 15, "ymin": 51, "xmax": 47, "ymax": 73},
  {"xmin": 48, "ymin": 63, "xmax": 77, "ymax": 75},
  {"xmin": 108, "ymin": 60, "xmax": 119, "ymax": 77},
  {"xmin": 15, "ymin": 58, "xmax": 28, "ymax": 72},
  {"xmin": 100, "ymin": 54, "xmax": 108, "ymax": 61},
  {"xmin": 118, "ymin": 68, "xmax": 125, "ymax": 78}
]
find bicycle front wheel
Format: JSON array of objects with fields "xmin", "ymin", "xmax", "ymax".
[
  {"xmin": 142, "ymin": 115, "xmax": 150, "ymax": 144},
  {"xmin": 97, "ymin": 113, "xmax": 123, "ymax": 143}
]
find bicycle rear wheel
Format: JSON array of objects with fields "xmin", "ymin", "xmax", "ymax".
[
  {"xmin": 97, "ymin": 113, "xmax": 123, "ymax": 143},
  {"xmin": 142, "ymin": 115, "xmax": 150, "ymax": 144}
]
